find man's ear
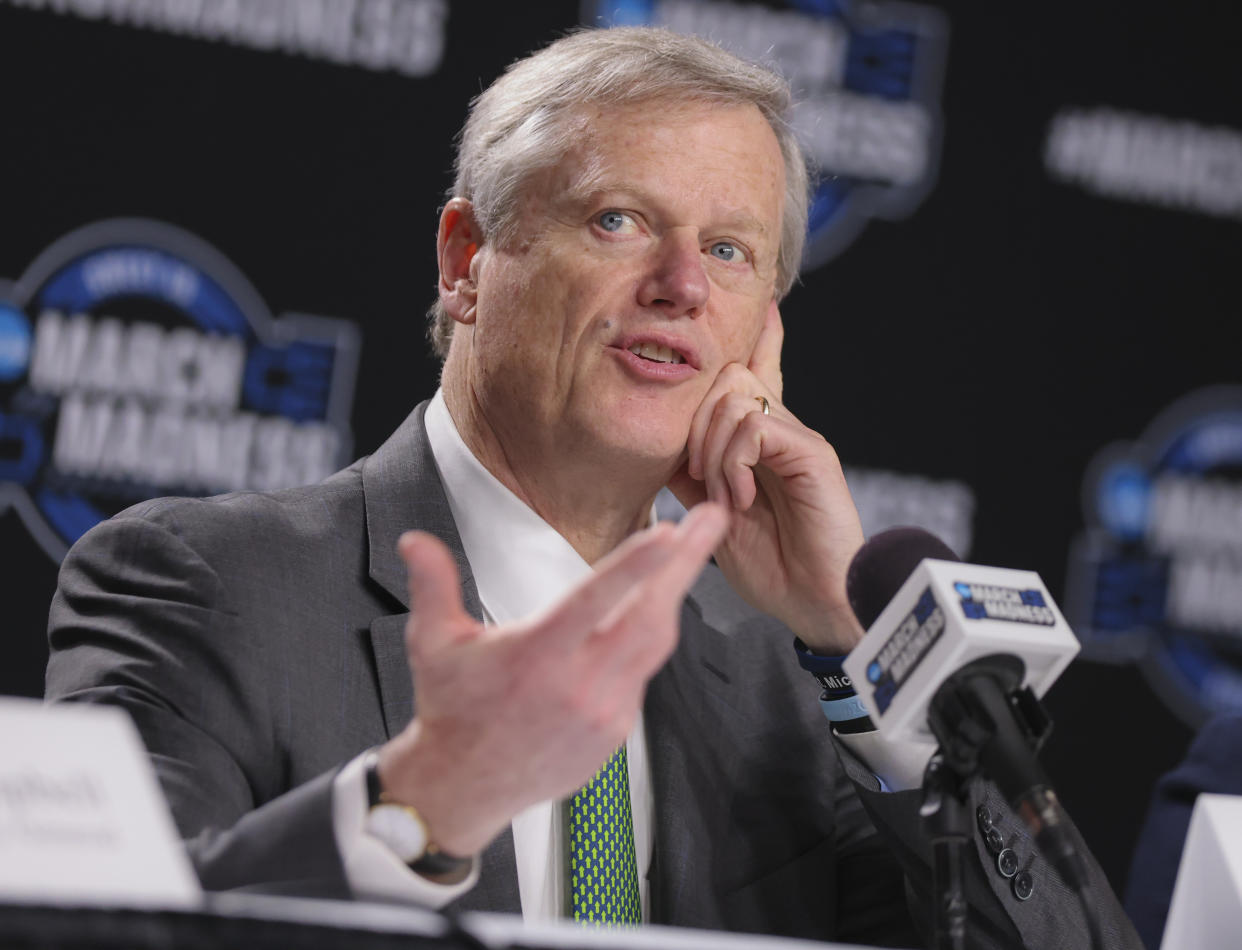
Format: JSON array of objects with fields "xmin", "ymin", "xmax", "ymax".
[{"xmin": 437, "ymin": 197, "xmax": 482, "ymax": 326}]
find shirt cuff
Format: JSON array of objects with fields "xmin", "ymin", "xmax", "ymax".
[
  {"xmin": 835, "ymin": 729, "xmax": 936, "ymax": 792},
  {"xmin": 332, "ymin": 751, "xmax": 480, "ymax": 905}
]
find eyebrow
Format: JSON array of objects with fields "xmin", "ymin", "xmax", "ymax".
[{"xmin": 559, "ymin": 182, "xmax": 773, "ymax": 239}]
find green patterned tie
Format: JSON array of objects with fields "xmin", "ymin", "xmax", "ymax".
[{"xmin": 568, "ymin": 745, "xmax": 641, "ymax": 925}]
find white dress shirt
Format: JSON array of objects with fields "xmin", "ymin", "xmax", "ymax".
[
  {"xmin": 333, "ymin": 390, "xmax": 653, "ymax": 919},
  {"xmin": 332, "ymin": 389, "xmax": 931, "ymax": 913}
]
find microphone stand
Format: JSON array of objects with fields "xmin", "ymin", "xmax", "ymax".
[
  {"xmin": 920, "ymin": 654, "xmax": 1104, "ymax": 950},
  {"xmin": 919, "ymin": 753, "xmax": 970, "ymax": 950},
  {"xmin": 918, "ymin": 655, "xmax": 1038, "ymax": 950}
]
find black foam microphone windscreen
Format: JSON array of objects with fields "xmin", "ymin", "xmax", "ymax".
[{"xmin": 845, "ymin": 526, "xmax": 960, "ymax": 630}]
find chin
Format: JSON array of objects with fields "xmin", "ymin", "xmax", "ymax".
[
  {"xmin": 571, "ymin": 398, "xmax": 691, "ymax": 469},
  {"xmin": 603, "ymin": 424, "xmax": 686, "ymax": 470}
]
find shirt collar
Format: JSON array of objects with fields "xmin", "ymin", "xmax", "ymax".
[{"xmin": 423, "ymin": 389, "xmax": 594, "ymax": 624}]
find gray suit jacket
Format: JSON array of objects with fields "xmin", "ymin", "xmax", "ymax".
[{"xmin": 46, "ymin": 402, "xmax": 1139, "ymax": 948}]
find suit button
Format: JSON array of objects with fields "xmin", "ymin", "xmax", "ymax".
[
  {"xmin": 984, "ymin": 826, "xmax": 1005, "ymax": 854},
  {"xmin": 1013, "ymin": 869, "xmax": 1034, "ymax": 901},
  {"xmin": 997, "ymin": 848, "xmax": 1019, "ymax": 879},
  {"xmin": 976, "ymin": 805, "xmax": 993, "ymax": 833}
]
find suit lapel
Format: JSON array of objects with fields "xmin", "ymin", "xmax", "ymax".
[
  {"xmin": 362, "ymin": 401, "xmax": 483, "ymax": 620},
  {"xmin": 362, "ymin": 401, "xmax": 485, "ymax": 737},
  {"xmin": 361, "ymin": 401, "xmax": 519, "ymax": 914},
  {"xmin": 367, "ymin": 614, "xmax": 416, "ymax": 739}
]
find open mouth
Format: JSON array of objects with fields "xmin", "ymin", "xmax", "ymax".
[{"xmin": 627, "ymin": 341, "xmax": 686, "ymax": 365}]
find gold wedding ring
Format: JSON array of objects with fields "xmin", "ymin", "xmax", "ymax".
[{"xmin": 755, "ymin": 396, "xmax": 770, "ymax": 415}]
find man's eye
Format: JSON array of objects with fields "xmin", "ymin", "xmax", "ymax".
[
  {"xmin": 598, "ymin": 211, "xmax": 630, "ymax": 232},
  {"xmin": 709, "ymin": 242, "xmax": 741, "ymax": 262}
]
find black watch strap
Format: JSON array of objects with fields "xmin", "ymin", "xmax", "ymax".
[{"xmin": 363, "ymin": 750, "xmax": 472, "ymax": 877}]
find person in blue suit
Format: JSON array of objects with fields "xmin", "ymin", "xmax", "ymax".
[{"xmin": 1125, "ymin": 712, "xmax": 1242, "ymax": 948}]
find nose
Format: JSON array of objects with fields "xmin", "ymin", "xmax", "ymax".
[{"xmin": 637, "ymin": 228, "xmax": 709, "ymax": 317}]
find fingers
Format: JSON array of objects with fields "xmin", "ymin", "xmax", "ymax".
[
  {"xmin": 399, "ymin": 531, "xmax": 479, "ymax": 656},
  {"xmin": 747, "ymin": 301, "xmax": 784, "ymax": 399},
  {"xmin": 544, "ymin": 503, "xmax": 728, "ymax": 642},
  {"xmin": 686, "ymin": 364, "xmax": 780, "ymax": 481},
  {"xmin": 718, "ymin": 413, "xmax": 814, "ymax": 511},
  {"xmin": 689, "ymin": 369, "xmax": 833, "ymax": 514},
  {"xmin": 698, "ymin": 392, "xmax": 764, "ymax": 507},
  {"xmin": 686, "ymin": 300, "xmax": 783, "ymax": 488},
  {"xmin": 588, "ymin": 502, "xmax": 730, "ymax": 674},
  {"xmin": 721, "ymin": 417, "xmax": 765, "ymax": 511},
  {"xmin": 695, "ymin": 384, "xmax": 793, "ymax": 507},
  {"xmin": 539, "ymin": 521, "xmax": 678, "ymax": 642},
  {"xmin": 651, "ymin": 501, "xmax": 730, "ymax": 593}
]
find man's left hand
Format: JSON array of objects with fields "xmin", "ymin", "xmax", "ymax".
[{"xmin": 668, "ymin": 301, "xmax": 866, "ymax": 654}]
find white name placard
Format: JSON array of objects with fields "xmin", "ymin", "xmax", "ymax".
[
  {"xmin": 0, "ymin": 696, "xmax": 201, "ymax": 908},
  {"xmin": 1162, "ymin": 793, "xmax": 1242, "ymax": 950}
]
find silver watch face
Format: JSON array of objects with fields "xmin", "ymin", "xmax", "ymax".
[{"xmin": 365, "ymin": 803, "xmax": 428, "ymax": 864}]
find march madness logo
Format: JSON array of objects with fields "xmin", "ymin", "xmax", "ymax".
[
  {"xmin": 1066, "ymin": 387, "xmax": 1242, "ymax": 724},
  {"xmin": 955, "ymin": 582, "xmax": 1056, "ymax": 626},
  {"xmin": 865, "ymin": 586, "xmax": 944, "ymax": 714},
  {"xmin": 582, "ymin": 0, "xmax": 949, "ymax": 271},
  {"xmin": 0, "ymin": 219, "xmax": 360, "ymax": 560}
]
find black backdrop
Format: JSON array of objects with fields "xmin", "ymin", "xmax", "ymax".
[{"xmin": 3, "ymin": 0, "xmax": 1240, "ymax": 899}]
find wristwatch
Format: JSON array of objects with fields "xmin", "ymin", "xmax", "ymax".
[{"xmin": 362, "ymin": 749, "xmax": 471, "ymax": 877}]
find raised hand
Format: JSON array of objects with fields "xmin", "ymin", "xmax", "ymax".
[
  {"xmin": 668, "ymin": 301, "xmax": 866, "ymax": 655},
  {"xmin": 376, "ymin": 502, "xmax": 730, "ymax": 857}
]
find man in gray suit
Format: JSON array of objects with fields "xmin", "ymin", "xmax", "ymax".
[{"xmin": 47, "ymin": 27, "xmax": 1140, "ymax": 949}]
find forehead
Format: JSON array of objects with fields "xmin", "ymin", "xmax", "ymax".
[{"xmin": 547, "ymin": 99, "xmax": 786, "ymax": 229}]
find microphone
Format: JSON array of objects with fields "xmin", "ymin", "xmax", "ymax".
[
  {"xmin": 841, "ymin": 528, "xmax": 1103, "ymax": 948},
  {"xmin": 841, "ymin": 527, "xmax": 1079, "ymax": 748},
  {"xmin": 842, "ymin": 528, "xmax": 1091, "ymax": 878}
]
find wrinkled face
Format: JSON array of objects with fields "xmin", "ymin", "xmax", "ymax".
[{"xmin": 466, "ymin": 99, "xmax": 786, "ymax": 470}]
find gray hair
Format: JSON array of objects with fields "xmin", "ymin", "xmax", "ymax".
[{"xmin": 428, "ymin": 26, "xmax": 809, "ymax": 359}]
